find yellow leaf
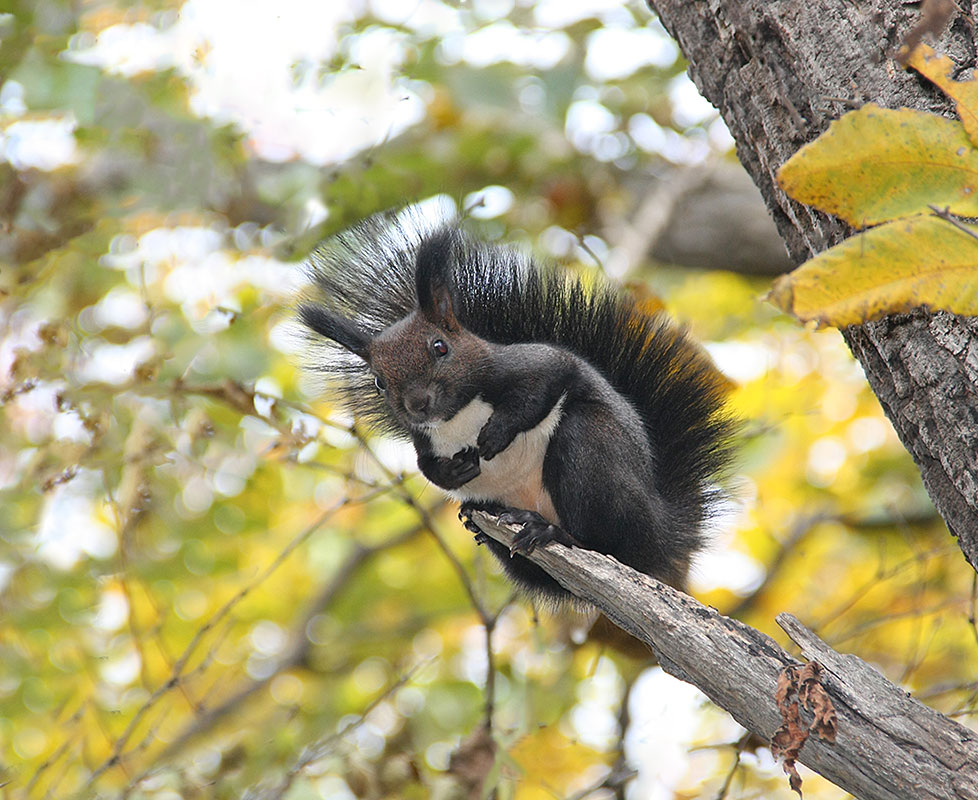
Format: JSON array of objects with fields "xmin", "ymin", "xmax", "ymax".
[
  {"xmin": 777, "ymin": 105, "xmax": 978, "ymax": 225},
  {"xmin": 766, "ymin": 214, "xmax": 978, "ymax": 328},
  {"xmin": 510, "ymin": 727, "xmax": 603, "ymax": 797},
  {"xmin": 906, "ymin": 44, "xmax": 978, "ymax": 148}
]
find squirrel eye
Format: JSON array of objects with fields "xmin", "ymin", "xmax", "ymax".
[
  {"xmin": 374, "ymin": 375, "xmax": 387, "ymax": 393},
  {"xmin": 432, "ymin": 339, "xmax": 449, "ymax": 357}
]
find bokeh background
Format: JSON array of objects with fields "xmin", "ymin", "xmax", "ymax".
[{"xmin": 1, "ymin": 1, "xmax": 975, "ymax": 798}]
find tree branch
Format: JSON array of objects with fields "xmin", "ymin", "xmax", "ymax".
[
  {"xmin": 470, "ymin": 512, "xmax": 978, "ymax": 800},
  {"xmin": 606, "ymin": 161, "xmax": 794, "ymax": 276}
]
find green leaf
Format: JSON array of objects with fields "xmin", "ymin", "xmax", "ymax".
[
  {"xmin": 767, "ymin": 213, "xmax": 978, "ymax": 328},
  {"xmin": 777, "ymin": 104, "xmax": 978, "ymax": 225}
]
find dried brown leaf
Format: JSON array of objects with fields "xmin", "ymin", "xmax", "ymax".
[
  {"xmin": 798, "ymin": 662, "xmax": 839, "ymax": 742},
  {"xmin": 774, "ymin": 663, "xmax": 837, "ymax": 798},
  {"xmin": 775, "ymin": 666, "xmax": 797, "ymax": 707}
]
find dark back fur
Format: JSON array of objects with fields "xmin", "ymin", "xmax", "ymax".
[{"xmin": 302, "ymin": 213, "xmax": 737, "ymax": 531}]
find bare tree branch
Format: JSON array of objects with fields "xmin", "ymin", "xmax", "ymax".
[
  {"xmin": 470, "ymin": 512, "xmax": 978, "ymax": 800},
  {"xmin": 606, "ymin": 161, "xmax": 794, "ymax": 276}
]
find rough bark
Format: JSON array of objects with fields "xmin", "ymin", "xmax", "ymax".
[
  {"xmin": 473, "ymin": 514, "xmax": 978, "ymax": 800},
  {"xmin": 643, "ymin": 0, "xmax": 978, "ymax": 568}
]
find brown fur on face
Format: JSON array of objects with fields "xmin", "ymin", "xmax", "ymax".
[{"xmin": 368, "ymin": 311, "xmax": 492, "ymax": 429}]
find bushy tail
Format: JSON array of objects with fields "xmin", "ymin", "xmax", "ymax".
[{"xmin": 302, "ymin": 213, "xmax": 737, "ymax": 526}]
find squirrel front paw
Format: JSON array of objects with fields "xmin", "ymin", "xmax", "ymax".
[
  {"xmin": 476, "ymin": 420, "xmax": 516, "ymax": 461},
  {"xmin": 419, "ymin": 447, "xmax": 481, "ymax": 489}
]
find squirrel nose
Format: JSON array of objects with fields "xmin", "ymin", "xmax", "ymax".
[{"xmin": 404, "ymin": 390, "xmax": 432, "ymax": 417}]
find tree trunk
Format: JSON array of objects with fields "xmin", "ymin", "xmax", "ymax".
[{"xmin": 643, "ymin": 0, "xmax": 978, "ymax": 568}]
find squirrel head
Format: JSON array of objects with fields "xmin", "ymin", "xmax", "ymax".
[{"xmin": 301, "ymin": 229, "xmax": 491, "ymax": 430}]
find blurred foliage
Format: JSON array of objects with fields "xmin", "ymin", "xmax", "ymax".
[{"xmin": 0, "ymin": 2, "xmax": 975, "ymax": 799}]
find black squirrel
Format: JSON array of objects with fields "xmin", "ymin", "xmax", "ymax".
[{"xmin": 299, "ymin": 213, "xmax": 735, "ymax": 600}]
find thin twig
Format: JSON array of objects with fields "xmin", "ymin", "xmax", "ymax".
[
  {"xmin": 242, "ymin": 662, "xmax": 429, "ymax": 800},
  {"xmin": 928, "ymin": 205, "xmax": 978, "ymax": 242},
  {"xmin": 968, "ymin": 573, "xmax": 978, "ymax": 650},
  {"xmin": 150, "ymin": 523, "xmax": 426, "ymax": 767},
  {"xmin": 714, "ymin": 732, "xmax": 752, "ymax": 800},
  {"xmin": 84, "ymin": 492, "xmax": 379, "ymax": 789}
]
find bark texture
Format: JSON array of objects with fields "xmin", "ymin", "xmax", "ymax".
[
  {"xmin": 473, "ymin": 514, "xmax": 978, "ymax": 800},
  {"xmin": 644, "ymin": 0, "xmax": 978, "ymax": 567}
]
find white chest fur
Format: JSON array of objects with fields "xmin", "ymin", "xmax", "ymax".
[{"xmin": 427, "ymin": 395, "xmax": 565, "ymax": 523}]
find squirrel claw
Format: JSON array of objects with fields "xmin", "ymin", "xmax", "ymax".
[
  {"xmin": 460, "ymin": 514, "xmax": 483, "ymax": 535},
  {"xmin": 420, "ymin": 447, "xmax": 481, "ymax": 490},
  {"xmin": 460, "ymin": 502, "xmax": 500, "ymax": 536},
  {"xmin": 498, "ymin": 509, "xmax": 575, "ymax": 556},
  {"xmin": 476, "ymin": 424, "xmax": 512, "ymax": 461}
]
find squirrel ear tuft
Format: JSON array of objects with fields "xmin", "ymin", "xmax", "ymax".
[
  {"xmin": 415, "ymin": 229, "xmax": 460, "ymax": 331},
  {"xmin": 299, "ymin": 304, "xmax": 372, "ymax": 360}
]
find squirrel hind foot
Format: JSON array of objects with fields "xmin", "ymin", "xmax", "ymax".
[
  {"xmin": 460, "ymin": 503, "xmax": 577, "ymax": 556},
  {"xmin": 496, "ymin": 508, "xmax": 580, "ymax": 556}
]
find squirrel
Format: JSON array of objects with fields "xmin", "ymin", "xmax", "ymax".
[{"xmin": 299, "ymin": 212, "xmax": 736, "ymax": 600}]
